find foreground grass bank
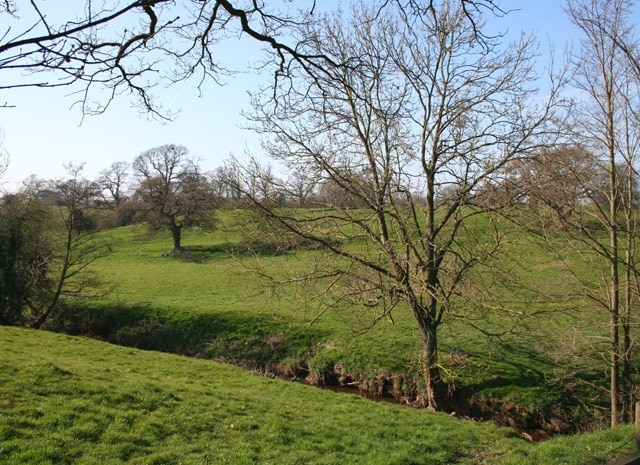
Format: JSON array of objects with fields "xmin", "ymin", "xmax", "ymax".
[{"xmin": 0, "ymin": 326, "xmax": 635, "ymax": 464}]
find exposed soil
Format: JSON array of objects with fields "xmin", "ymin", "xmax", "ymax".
[{"xmin": 249, "ymin": 361, "xmax": 576, "ymax": 441}]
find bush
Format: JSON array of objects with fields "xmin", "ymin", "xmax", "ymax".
[{"xmin": 0, "ymin": 193, "xmax": 53, "ymax": 325}]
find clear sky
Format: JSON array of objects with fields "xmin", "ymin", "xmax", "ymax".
[{"xmin": 0, "ymin": 1, "xmax": 601, "ymax": 189}]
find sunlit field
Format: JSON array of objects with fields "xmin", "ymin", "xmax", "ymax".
[{"xmin": 2, "ymin": 209, "xmax": 638, "ymax": 463}]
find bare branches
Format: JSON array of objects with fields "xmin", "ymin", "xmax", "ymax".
[
  {"xmin": 0, "ymin": 1, "xmax": 336, "ymax": 117},
  {"xmin": 231, "ymin": 0, "xmax": 566, "ymax": 411},
  {"xmin": 1, "ymin": 1, "xmax": 514, "ymax": 118}
]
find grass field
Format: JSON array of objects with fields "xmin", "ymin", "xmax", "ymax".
[
  {"xmin": 0, "ymin": 325, "xmax": 636, "ymax": 464},
  {"xmin": 59, "ymin": 215, "xmax": 618, "ymax": 422},
  {"xmin": 3, "ymin": 209, "xmax": 636, "ymax": 462}
]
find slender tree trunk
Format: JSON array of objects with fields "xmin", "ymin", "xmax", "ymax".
[
  {"xmin": 622, "ymin": 116, "xmax": 636, "ymax": 421},
  {"xmin": 32, "ymin": 232, "xmax": 72, "ymax": 330},
  {"xmin": 623, "ymin": 235, "xmax": 632, "ymax": 421},
  {"xmin": 610, "ymin": 292, "xmax": 621, "ymax": 427},
  {"xmin": 608, "ymin": 103, "xmax": 621, "ymax": 427},
  {"xmin": 623, "ymin": 168, "xmax": 633, "ymax": 421}
]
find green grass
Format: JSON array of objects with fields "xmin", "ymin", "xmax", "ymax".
[
  {"xmin": 0, "ymin": 325, "xmax": 636, "ymax": 465},
  {"xmin": 43, "ymin": 210, "xmax": 638, "ymax": 434},
  {"xmin": 4, "ymin": 207, "xmax": 640, "ymax": 463},
  {"xmin": 55, "ymin": 214, "xmax": 622, "ymax": 398}
]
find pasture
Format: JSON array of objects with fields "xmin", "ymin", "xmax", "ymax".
[
  {"xmin": 0, "ymin": 325, "xmax": 636, "ymax": 464},
  {"xmin": 2, "ymin": 209, "xmax": 637, "ymax": 463}
]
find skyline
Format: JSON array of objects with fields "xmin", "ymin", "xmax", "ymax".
[{"xmin": 0, "ymin": 0, "xmax": 599, "ymax": 189}]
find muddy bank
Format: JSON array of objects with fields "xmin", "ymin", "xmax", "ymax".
[{"xmin": 250, "ymin": 360, "xmax": 576, "ymax": 441}]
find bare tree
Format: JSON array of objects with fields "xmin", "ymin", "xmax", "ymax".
[
  {"xmin": 231, "ymin": 0, "xmax": 566, "ymax": 411},
  {"xmin": 556, "ymin": 0, "xmax": 640, "ymax": 426},
  {"xmin": 133, "ymin": 144, "xmax": 216, "ymax": 254},
  {"xmin": 33, "ymin": 163, "xmax": 110, "ymax": 329},
  {"xmin": 97, "ymin": 161, "xmax": 130, "ymax": 209},
  {"xmin": 284, "ymin": 170, "xmax": 319, "ymax": 208},
  {"xmin": 209, "ymin": 165, "xmax": 244, "ymax": 207}
]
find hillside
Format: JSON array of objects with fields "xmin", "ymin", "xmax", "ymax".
[{"xmin": 0, "ymin": 325, "xmax": 635, "ymax": 464}]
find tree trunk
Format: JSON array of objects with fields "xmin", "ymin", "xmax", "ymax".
[
  {"xmin": 413, "ymin": 301, "xmax": 444, "ymax": 411},
  {"xmin": 611, "ymin": 303, "xmax": 621, "ymax": 426},
  {"xmin": 170, "ymin": 222, "xmax": 183, "ymax": 254},
  {"xmin": 609, "ymin": 107, "xmax": 621, "ymax": 427},
  {"xmin": 623, "ymin": 189, "xmax": 633, "ymax": 421},
  {"xmin": 33, "ymin": 228, "xmax": 73, "ymax": 330},
  {"xmin": 622, "ymin": 125, "xmax": 635, "ymax": 422}
]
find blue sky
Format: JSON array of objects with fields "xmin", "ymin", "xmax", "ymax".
[{"xmin": 0, "ymin": 1, "xmax": 592, "ymax": 188}]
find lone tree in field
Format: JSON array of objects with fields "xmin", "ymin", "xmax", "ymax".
[
  {"xmin": 133, "ymin": 144, "xmax": 215, "ymax": 254},
  {"xmin": 230, "ymin": 0, "xmax": 566, "ymax": 410}
]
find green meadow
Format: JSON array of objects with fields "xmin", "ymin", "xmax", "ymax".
[
  {"xmin": 2, "ymin": 210, "xmax": 638, "ymax": 463},
  {"xmin": 0, "ymin": 326, "xmax": 635, "ymax": 464}
]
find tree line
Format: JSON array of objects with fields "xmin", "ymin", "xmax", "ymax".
[{"xmin": 1, "ymin": 0, "xmax": 640, "ymax": 428}]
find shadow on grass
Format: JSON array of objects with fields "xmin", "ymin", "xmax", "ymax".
[
  {"xmin": 171, "ymin": 244, "xmax": 234, "ymax": 263},
  {"xmin": 51, "ymin": 302, "xmax": 328, "ymax": 375},
  {"xmin": 465, "ymin": 341, "xmax": 553, "ymax": 392},
  {"xmin": 456, "ymin": 340, "xmax": 610, "ymax": 434},
  {"xmin": 168, "ymin": 242, "xmax": 304, "ymax": 262}
]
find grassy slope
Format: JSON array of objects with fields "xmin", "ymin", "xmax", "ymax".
[
  {"xmin": 78, "ymin": 217, "xmax": 615, "ymax": 413},
  {"xmin": 0, "ymin": 325, "xmax": 635, "ymax": 465},
  {"xmin": 20, "ymin": 207, "xmax": 634, "ymax": 461}
]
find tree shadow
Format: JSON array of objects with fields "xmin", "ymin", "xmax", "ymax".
[{"xmin": 170, "ymin": 244, "xmax": 234, "ymax": 263}]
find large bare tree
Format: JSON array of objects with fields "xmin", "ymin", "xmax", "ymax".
[{"xmin": 228, "ymin": 0, "xmax": 566, "ymax": 410}]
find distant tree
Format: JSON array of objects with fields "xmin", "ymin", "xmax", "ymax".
[
  {"xmin": 284, "ymin": 170, "xmax": 319, "ymax": 208},
  {"xmin": 209, "ymin": 165, "xmax": 244, "ymax": 207},
  {"xmin": 316, "ymin": 174, "xmax": 371, "ymax": 209},
  {"xmin": 97, "ymin": 161, "xmax": 131, "ymax": 209},
  {"xmin": 510, "ymin": 145, "xmax": 602, "ymax": 222},
  {"xmin": 133, "ymin": 144, "xmax": 216, "ymax": 254}
]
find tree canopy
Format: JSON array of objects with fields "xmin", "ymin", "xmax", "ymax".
[{"xmin": 133, "ymin": 144, "xmax": 216, "ymax": 254}]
